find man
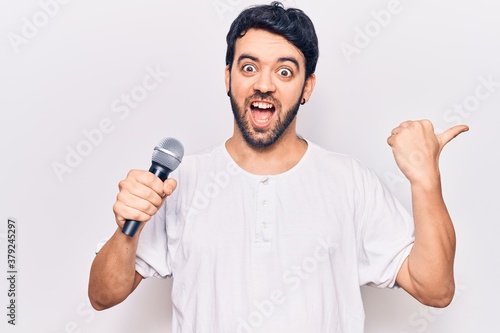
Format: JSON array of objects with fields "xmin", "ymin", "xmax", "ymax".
[{"xmin": 88, "ymin": 2, "xmax": 468, "ymax": 332}]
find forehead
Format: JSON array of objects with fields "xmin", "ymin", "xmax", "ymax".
[{"xmin": 234, "ymin": 28, "xmax": 305, "ymax": 67}]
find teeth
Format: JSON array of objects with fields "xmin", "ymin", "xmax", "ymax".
[{"xmin": 252, "ymin": 102, "xmax": 273, "ymax": 109}]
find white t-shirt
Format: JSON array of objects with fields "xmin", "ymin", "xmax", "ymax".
[{"xmin": 133, "ymin": 141, "xmax": 414, "ymax": 333}]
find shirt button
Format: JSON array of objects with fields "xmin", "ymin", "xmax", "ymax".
[
  {"xmin": 262, "ymin": 200, "xmax": 270, "ymax": 207},
  {"xmin": 261, "ymin": 222, "xmax": 267, "ymax": 229},
  {"xmin": 261, "ymin": 178, "xmax": 269, "ymax": 185}
]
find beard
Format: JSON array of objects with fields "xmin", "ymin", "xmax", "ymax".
[{"xmin": 229, "ymin": 90, "xmax": 303, "ymax": 148}]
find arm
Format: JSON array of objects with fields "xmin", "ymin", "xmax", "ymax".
[
  {"xmin": 88, "ymin": 170, "xmax": 177, "ymax": 310},
  {"xmin": 387, "ymin": 120, "xmax": 468, "ymax": 308},
  {"xmin": 88, "ymin": 228, "xmax": 145, "ymax": 310}
]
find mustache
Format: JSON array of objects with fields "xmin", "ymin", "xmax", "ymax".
[{"xmin": 246, "ymin": 92, "xmax": 280, "ymax": 107}]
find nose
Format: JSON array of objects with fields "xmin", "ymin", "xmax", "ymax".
[{"xmin": 253, "ymin": 70, "xmax": 276, "ymax": 94}]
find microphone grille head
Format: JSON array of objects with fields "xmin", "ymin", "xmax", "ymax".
[{"xmin": 152, "ymin": 137, "xmax": 184, "ymax": 170}]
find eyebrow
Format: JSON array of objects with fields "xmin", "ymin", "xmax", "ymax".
[{"xmin": 237, "ymin": 53, "xmax": 301, "ymax": 71}]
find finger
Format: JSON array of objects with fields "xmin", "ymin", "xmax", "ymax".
[
  {"xmin": 118, "ymin": 179, "xmax": 164, "ymax": 207},
  {"xmin": 391, "ymin": 119, "xmax": 420, "ymax": 135},
  {"xmin": 163, "ymin": 178, "xmax": 178, "ymax": 197},
  {"xmin": 387, "ymin": 133, "xmax": 395, "ymax": 146},
  {"xmin": 127, "ymin": 170, "xmax": 163, "ymax": 195},
  {"xmin": 399, "ymin": 120, "xmax": 413, "ymax": 128},
  {"xmin": 113, "ymin": 200, "xmax": 155, "ymax": 226},
  {"xmin": 436, "ymin": 125, "xmax": 469, "ymax": 148},
  {"xmin": 116, "ymin": 190, "xmax": 162, "ymax": 216}
]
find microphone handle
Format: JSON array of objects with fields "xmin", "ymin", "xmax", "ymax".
[{"xmin": 122, "ymin": 163, "xmax": 172, "ymax": 237}]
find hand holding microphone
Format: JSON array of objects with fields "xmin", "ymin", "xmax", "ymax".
[{"xmin": 113, "ymin": 137, "xmax": 184, "ymax": 237}]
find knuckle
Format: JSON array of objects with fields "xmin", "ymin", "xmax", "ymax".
[
  {"xmin": 139, "ymin": 186, "xmax": 156, "ymax": 201},
  {"xmin": 151, "ymin": 194, "xmax": 163, "ymax": 206},
  {"xmin": 123, "ymin": 206, "xmax": 149, "ymax": 222},
  {"xmin": 142, "ymin": 171, "xmax": 156, "ymax": 182},
  {"xmin": 112, "ymin": 201, "xmax": 120, "ymax": 214},
  {"xmin": 128, "ymin": 169, "xmax": 141, "ymax": 176},
  {"xmin": 137, "ymin": 200, "xmax": 153, "ymax": 213},
  {"xmin": 115, "ymin": 190, "xmax": 127, "ymax": 203},
  {"xmin": 420, "ymin": 119, "xmax": 432, "ymax": 129},
  {"xmin": 129, "ymin": 169, "xmax": 151, "ymax": 183},
  {"xmin": 129, "ymin": 211, "xmax": 146, "ymax": 222},
  {"xmin": 118, "ymin": 179, "xmax": 127, "ymax": 190},
  {"xmin": 126, "ymin": 169, "xmax": 138, "ymax": 179}
]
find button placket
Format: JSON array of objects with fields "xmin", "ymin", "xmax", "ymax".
[{"xmin": 255, "ymin": 177, "xmax": 274, "ymax": 245}]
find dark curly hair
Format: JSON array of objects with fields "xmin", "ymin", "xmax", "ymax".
[{"xmin": 225, "ymin": 1, "xmax": 319, "ymax": 79}]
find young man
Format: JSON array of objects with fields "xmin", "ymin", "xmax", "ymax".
[{"xmin": 89, "ymin": 2, "xmax": 468, "ymax": 332}]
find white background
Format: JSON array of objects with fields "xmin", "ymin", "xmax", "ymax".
[{"xmin": 1, "ymin": 0, "xmax": 499, "ymax": 332}]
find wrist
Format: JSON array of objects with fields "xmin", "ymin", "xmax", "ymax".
[{"xmin": 410, "ymin": 174, "xmax": 442, "ymax": 195}]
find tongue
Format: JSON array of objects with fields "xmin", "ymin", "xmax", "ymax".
[{"xmin": 253, "ymin": 109, "xmax": 273, "ymax": 121}]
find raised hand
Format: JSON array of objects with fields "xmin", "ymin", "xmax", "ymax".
[
  {"xmin": 387, "ymin": 120, "xmax": 469, "ymax": 185},
  {"xmin": 112, "ymin": 169, "xmax": 177, "ymax": 229}
]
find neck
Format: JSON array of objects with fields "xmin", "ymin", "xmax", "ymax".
[{"xmin": 225, "ymin": 122, "xmax": 308, "ymax": 175}]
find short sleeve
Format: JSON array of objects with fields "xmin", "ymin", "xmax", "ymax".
[
  {"xmin": 356, "ymin": 165, "xmax": 414, "ymax": 289},
  {"xmin": 134, "ymin": 201, "xmax": 172, "ymax": 279}
]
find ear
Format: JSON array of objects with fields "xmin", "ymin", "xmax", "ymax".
[
  {"xmin": 225, "ymin": 65, "xmax": 231, "ymax": 95},
  {"xmin": 301, "ymin": 73, "xmax": 316, "ymax": 103}
]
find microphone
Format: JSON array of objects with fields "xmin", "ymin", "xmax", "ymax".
[{"xmin": 121, "ymin": 137, "xmax": 184, "ymax": 237}]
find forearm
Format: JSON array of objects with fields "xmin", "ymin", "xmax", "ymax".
[
  {"xmin": 88, "ymin": 227, "xmax": 143, "ymax": 310},
  {"xmin": 388, "ymin": 120, "xmax": 467, "ymax": 307},
  {"xmin": 404, "ymin": 176, "xmax": 456, "ymax": 306}
]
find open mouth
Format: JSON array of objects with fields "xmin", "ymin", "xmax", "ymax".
[{"xmin": 250, "ymin": 101, "xmax": 275, "ymax": 126}]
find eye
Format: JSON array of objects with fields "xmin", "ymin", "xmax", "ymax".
[
  {"xmin": 242, "ymin": 64, "xmax": 256, "ymax": 73},
  {"xmin": 278, "ymin": 68, "xmax": 293, "ymax": 77}
]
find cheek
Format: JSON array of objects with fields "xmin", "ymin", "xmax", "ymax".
[
  {"xmin": 230, "ymin": 79, "xmax": 253, "ymax": 102},
  {"xmin": 280, "ymin": 84, "xmax": 303, "ymax": 102},
  {"xmin": 230, "ymin": 75, "xmax": 249, "ymax": 91}
]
